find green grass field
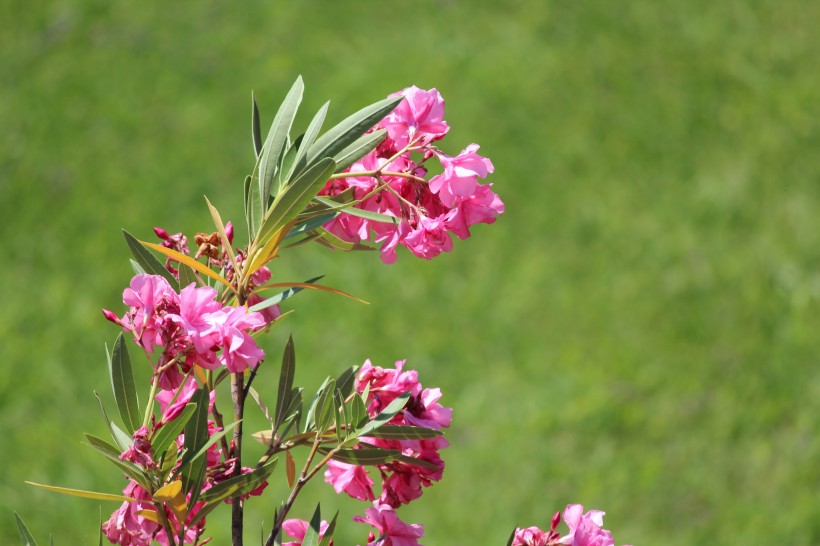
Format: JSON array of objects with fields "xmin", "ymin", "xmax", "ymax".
[{"xmin": 2, "ymin": 0, "xmax": 820, "ymax": 544}]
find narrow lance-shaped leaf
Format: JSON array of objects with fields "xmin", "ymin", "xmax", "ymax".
[
  {"xmin": 84, "ymin": 434, "xmax": 150, "ymax": 489},
  {"xmin": 14, "ymin": 512, "xmax": 38, "ymax": 546},
  {"xmin": 248, "ymin": 276, "xmax": 324, "ymax": 312},
  {"xmin": 252, "ymin": 92, "xmax": 263, "ymax": 158},
  {"xmin": 275, "ymin": 336, "xmax": 296, "ymax": 432},
  {"xmin": 123, "ymin": 230, "xmax": 176, "ymax": 284},
  {"xmin": 301, "ymin": 504, "xmax": 323, "ymax": 546},
  {"xmin": 327, "ymin": 447, "xmax": 401, "ymax": 466},
  {"xmin": 25, "ymin": 482, "xmax": 136, "ymax": 503},
  {"xmin": 204, "ymin": 196, "xmax": 236, "ymax": 267},
  {"xmin": 109, "ymin": 333, "xmax": 140, "ymax": 433},
  {"xmin": 305, "ymin": 95, "xmax": 403, "ymax": 171},
  {"xmin": 363, "ymin": 424, "xmax": 443, "ymax": 440},
  {"xmin": 312, "ymin": 196, "xmax": 398, "ymax": 225},
  {"xmin": 285, "ymin": 213, "xmax": 338, "ymax": 240},
  {"xmin": 94, "ymin": 390, "xmax": 132, "ymax": 452},
  {"xmin": 150, "ymin": 403, "xmax": 196, "ymax": 457},
  {"xmin": 189, "ymin": 459, "xmax": 277, "ymax": 527},
  {"xmin": 318, "ymin": 511, "xmax": 338, "ymax": 546},
  {"xmin": 333, "ymin": 128, "xmax": 388, "ymax": 171},
  {"xmin": 355, "ymin": 391, "xmax": 411, "ymax": 438},
  {"xmin": 287, "ymin": 101, "xmax": 329, "ymax": 181},
  {"xmin": 257, "ymin": 157, "xmax": 337, "ymax": 244},
  {"xmin": 180, "ymin": 388, "xmax": 209, "ymax": 501},
  {"xmin": 259, "ymin": 76, "xmax": 304, "ymax": 207},
  {"xmin": 249, "ymin": 386, "xmax": 274, "ymax": 428},
  {"xmin": 177, "ymin": 263, "xmax": 199, "ymax": 289},
  {"xmin": 139, "ymin": 241, "xmax": 234, "ymax": 292}
]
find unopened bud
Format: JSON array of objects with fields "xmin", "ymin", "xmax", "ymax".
[
  {"xmin": 101, "ymin": 309, "xmax": 121, "ymax": 325},
  {"xmin": 153, "ymin": 227, "xmax": 170, "ymax": 240},
  {"xmin": 550, "ymin": 511, "xmax": 561, "ymax": 532}
]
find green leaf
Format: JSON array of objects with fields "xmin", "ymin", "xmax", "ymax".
[
  {"xmin": 248, "ymin": 276, "xmax": 324, "ymax": 312},
  {"xmin": 328, "ymin": 447, "xmax": 400, "ymax": 466},
  {"xmin": 305, "ymin": 95, "xmax": 402, "ymax": 172},
  {"xmin": 302, "ymin": 504, "xmax": 323, "ymax": 546},
  {"xmin": 315, "ymin": 379, "xmax": 337, "ymax": 432},
  {"xmin": 129, "ymin": 259, "xmax": 145, "ymax": 275},
  {"xmin": 333, "ymin": 128, "xmax": 388, "ymax": 171},
  {"xmin": 259, "ymin": 77, "xmax": 304, "ymax": 209},
  {"xmin": 150, "ymin": 403, "xmax": 196, "ymax": 457},
  {"xmin": 122, "ymin": 230, "xmax": 175, "ymax": 284},
  {"xmin": 313, "ymin": 196, "xmax": 398, "ymax": 224},
  {"xmin": 84, "ymin": 434, "xmax": 150, "ymax": 489},
  {"xmin": 252, "ymin": 92, "xmax": 263, "ymax": 158},
  {"xmin": 185, "ymin": 420, "xmax": 240, "ymax": 467},
  {"xmin": 274, "ymin": 136, "xmax": 301, "ymax": 195},
  {"xmin": 275, "ymin": 336, "xmax": 296, "ymax": 432},
  {"xmin": 180, "ymin": 388, "xmax": 209, "ymax": 502},
  {"xmin": 25, "ymin": 482, "xmax": 136, "ymax": 503},
  {"xmin": 315, "ymin": 227, "xmax": 375, "ymax": 252},
  {"xmin": 248, "ymin": 386, "xmax": 274, "ymax": 428},
  {"xmin": 362, "ymin": 424, "xmax": 443, "ymax": 440},
  {"xmin": 393, "ymin": 453, "xmax": 443, "ymax": 471},
  {"xmin": 284, "ymin": 213, "xmax": 338, "ymax": 240},
  {"xmin": 14, "ymin": 512, "xmax": 38, "ymax": 546},
  {"xmin": 94, "ymin": 390, "xmax": 131, "ymax": 452},
  {"xmin": 258, "ymin": 157, "xmax": 337, "ymax": 244},
  {"xmin": 349, "ymin": 392, "xmax": 367, "ymax": 431},
  {"xmin": 336, "ymin": 366, "xmax": 358, "ymax": 399},
  {"xmin": 318, "ymin": 511, "xmax": 338, "ymax": 546},
  {"xmin": 109, "ymin": 333, "xmax": 140, "ymax": 433},
  {"xmin": 288, "ymin": 101, "xmax": 329, "ymax": 181},
  {"xmin": 178, "ymin": 263, "xmax": 199, "ymax": 289},
  {"xmin": 506, "ymin": 527, "xmax": 516, "ymax": 546},
  {"xmin": 190, "ymin": 459, "xmax": 277, "ymax": 526},
  {"xmin": 355, "ymin": 391, "xmax": 410, "ymax": 438}
]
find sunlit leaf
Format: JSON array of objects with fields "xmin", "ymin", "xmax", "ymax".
[
  {"xmin": 248, "ymin": 276, "xmax": 323, "ymax": 312},
  {"xmin": 139, "ymin": 241, "xmax": 233, "ymax": 291},
  {"xmin": 313, "ymin": 196, "xmax": 398, "ymax": 225},
  {"xmin": 180, "ymin": 388, "xmax": 209, "ymax": 503},
  {"xmin": 257, "ymin": 157, "xmax": 337, "ymax": 245},
  {"xmin": 26, "ymin": 482, "xmax": 136, "ymax": 503},
  {"xmin": 318, "ymin": 511, "xmax": 338, "ymax": 546},
  {"xmin": 94, "ymin": 390, "xmax": 131, "ymax": 452},
  {"xmin": 249, "ymin": 386, "xmax": 274, "ymax": 428},
  {"xmin": 288, "ymin": 101, "xmax": 329, "ymax": 181},
  {"xmin": 204, "ymin": 196, "xmax": 236, "ymax": 267},
  {"xmin": 333, "ymin": 129, "xmax": 388, "ymax": 171},
  {"xmin": 305, "ymin": 95, "xmax": 402, "ymax": 172},
  {"xmin": 259, "ymin": 77, "xmax": 304, "ymax": 207}
]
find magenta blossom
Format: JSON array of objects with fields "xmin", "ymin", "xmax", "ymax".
[
  {"xmin": 382, "ymin": 86, "xmax": 449, "ymax": 148},
  {"xmin": 281, "ymin": 519, "xmax": 331, "ymax": 546},
  {"xmin": 354, "ymin": 502, "xmax": 424, "ymax": 546},
  {"xmin": 557, "ymin": 505, "xmax": 615, "ymax": 546},
  {"xmin": 429, "ymin": 144, "xmax": 494, "ymax": 207}
]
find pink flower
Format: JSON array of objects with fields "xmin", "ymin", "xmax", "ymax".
[
  {"xmin": 382, "ymin": 86, "xmax": 449, "ymax": 149},
  {"xmin": 168, "ymin": 283, "xmax": 222, "ymax": 363},
  {"xmin": 443, "ymin": 183, "xmax": 505, "ymax": 240},
  {"xmin": 206, "ymin": 306, "xmax": 266, "ymax": 373},
  {"xmin": 281, "ymin": 518, "xmax": 330, "ymax": 546},
  {"xmin": 512, "ymin": 526, "xmax": 552, "ymax": 546},
  {"xmin": 429, "ymin": 144, "xmax": 494, "ymax": 207},
  {"xmin": 121, "ymin": 274, "xmax": 179, "ymax": 352},
  {"xmin": 557, "ymin": 505, "xmax": 615, "ymax": 546},
  {"xmin": 354, "ymin": 502, "xmax": 424, "ymax": 546},
  {"xmin": 401, "ymin": 216, "xmax": 453, "ymax": 260},
  {"xmin": 324, "ymin": 460, "xmax": 376, "ymax": 501},
  {"xmin": 119, "ymin": 426, "xmax": 154, "ymax": 468},
  {"xmin": 102, "ymin": 481, "xmax": 159, "ymax": 546}
]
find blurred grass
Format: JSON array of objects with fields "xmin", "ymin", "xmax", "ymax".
[{"xmin": 2, "ymin": 0, "xmax": 820, "ymax": 544}]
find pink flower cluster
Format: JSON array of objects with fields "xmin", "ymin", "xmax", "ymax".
[
  {"xmin": 103, "ymin": 378, "xmax": 268, "ymax": 545},
  {"xmin": 320, "ymin": 360, "xmax": 451, "ymax": 545},
  {"xmin": 321, "ymin": 86, "xmax": 504, "ymax": 263},
  {"xmin": 282, "ymin": 503, "xmax": 423, "ymax": 546},
  {"xmin": 512, "ymin": 505, "xmax": 630, "ymax": 546},
  {"xmin": 104, "ymin": 274, "xmax": 268, "ymax": 389}
]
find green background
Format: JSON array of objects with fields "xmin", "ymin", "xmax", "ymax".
[{"xmin": 2, "ymin": 0, "xmax": 819, "ymax": 544}]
